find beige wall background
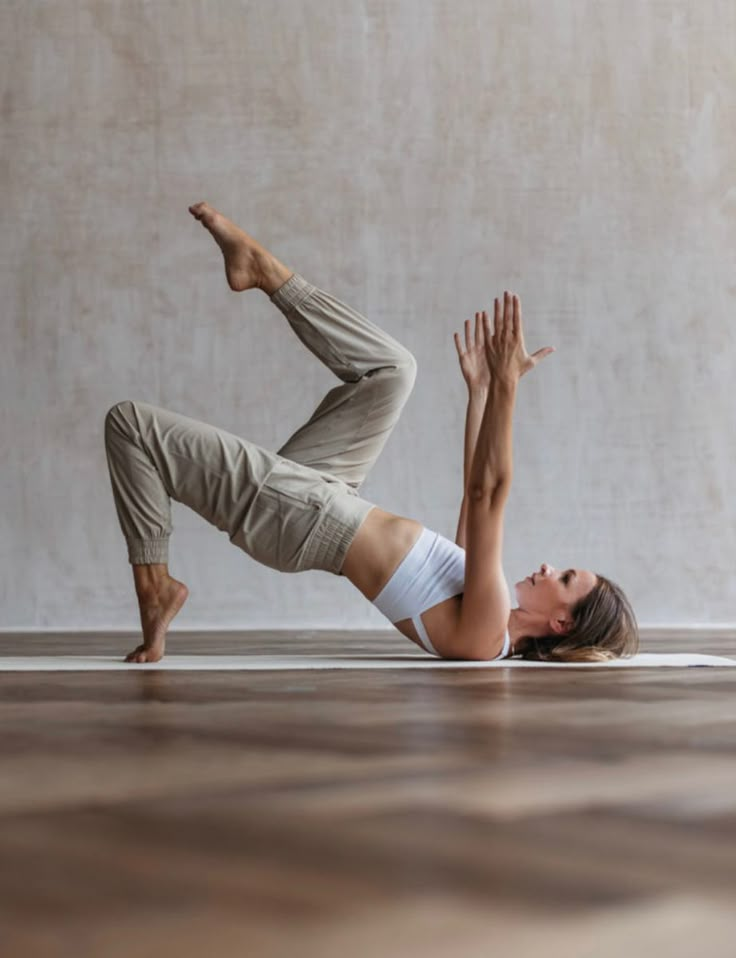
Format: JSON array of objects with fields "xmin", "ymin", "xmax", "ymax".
[{"xmin": 2, "ymin": 0, "xmax": 735, "ymax": 632}]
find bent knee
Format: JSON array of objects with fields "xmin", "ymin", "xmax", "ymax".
[
  {"xmin": 106, "ymin": 400, "xmax": 134, "ymax": 416},
  {"xmin": 366, "ymin": 351, "xmax": 416, "ymax": 399},
  {"xmin": 399, "ymin": 350, "xmax": 417, "ymax": 381},
  {"xmin": 388, "ymin": 350, "xmax": 417, "ymax": 397},
  {"xmin": 104, "ymin": 400, "xmax": 137, "ymax": 436}
]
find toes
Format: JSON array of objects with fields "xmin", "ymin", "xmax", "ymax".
[
  {"xmin": 125, "ymin": 645, "xmax": 148, "ymax": 663},
  {"xmin": 124, "ymin": 646, "xmax": 164, "ymax": 664}
]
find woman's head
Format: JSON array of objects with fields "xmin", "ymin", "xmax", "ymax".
[{"xmin": 511, "ymin": 564, "xmax": 639, "ymax": 662}]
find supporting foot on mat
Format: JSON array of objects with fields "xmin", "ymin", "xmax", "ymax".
[{"xmin": 126, "ymin": 577, "xmax": 189, "ymax": 664}]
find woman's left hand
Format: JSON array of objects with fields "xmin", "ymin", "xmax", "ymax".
[{"xmin": 454, "ymin": 312, "xmax": 491, "ymax": 392}]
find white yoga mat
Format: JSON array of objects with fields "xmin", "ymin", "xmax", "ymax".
[{"xmin": 0, "ymin": 653, "xmax": 734, "ymax": 671}]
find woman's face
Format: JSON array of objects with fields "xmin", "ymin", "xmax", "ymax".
[{"xmin": 514, "ymin": 563, "xmax": 597, "ymax": 626}]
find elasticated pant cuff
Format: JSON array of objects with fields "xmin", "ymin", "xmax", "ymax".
[
  {"xmin": 270, "ymin": 272, "xmax": 317, "ymax": 312},
  {"xmin": 127, "ymin": 537, "xmax": 170, "ymax": 565}
]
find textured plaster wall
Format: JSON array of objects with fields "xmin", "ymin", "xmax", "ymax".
[{"xmin": 2, "ymin": 0, "xmax": 735, "ymax": 631}]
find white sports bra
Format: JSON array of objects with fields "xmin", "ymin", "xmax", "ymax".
[{"xmin": 372, "ymin": 526, "xmax": 513, "ymax": 659}]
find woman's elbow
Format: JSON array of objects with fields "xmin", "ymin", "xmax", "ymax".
[
  {"xmin": 438, "ymin": 638, "xmax": 495, "ymax": 662},
  {"xmin": 468, "ymin": 477, "xmax": 512, "ymax": 505}
]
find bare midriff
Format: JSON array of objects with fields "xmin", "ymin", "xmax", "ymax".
[{"xmin": 340, "ymin": 507, "xmax": 462, "ymax": 652}]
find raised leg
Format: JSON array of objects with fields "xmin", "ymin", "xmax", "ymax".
[
  {"xmin": 189, "ymin": 201, "xmax": 417, "ymax": 489},
  {"xmin": 271, "ymin": 274, "xmax": 417, "ymax": 489}
]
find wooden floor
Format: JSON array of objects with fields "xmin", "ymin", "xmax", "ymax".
[{"xmin": 1, "ymin": 631, "xmax": 735, "ymax": 958}]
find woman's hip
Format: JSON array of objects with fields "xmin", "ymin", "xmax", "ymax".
[{"xmin": 231, "ymin": 465, "xmax": 376, "ymax": 575}]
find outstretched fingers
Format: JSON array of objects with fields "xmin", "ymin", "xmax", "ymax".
[{"xmin": 493, "ymin": 296, "xmax": 502, "ymax": 339}]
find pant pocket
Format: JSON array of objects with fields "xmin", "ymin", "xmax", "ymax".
[
  {"xmin": 229, "ymin": 482, "xmax": 323, "ymax": 573},
  {"xmin": 262, "ymin": 458, "xmax": 344, "ymax": 505}
]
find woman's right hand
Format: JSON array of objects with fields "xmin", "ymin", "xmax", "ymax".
[{"xmin": 484, "ymin": 291, "xmax": 555, "ymax": 382}]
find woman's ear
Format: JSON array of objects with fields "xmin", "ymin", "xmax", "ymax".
[{"xmin": 549, "ymin": 614, "xmax": 573, "ymax": 635}]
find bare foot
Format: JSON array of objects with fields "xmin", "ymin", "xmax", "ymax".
[
  {"xmin": 188, "ymin": 201, "xmax": 288, "ymax": 293},
  {"xmin": 125, "ymin": 576, "xmax": 189, "ymax": 664}
]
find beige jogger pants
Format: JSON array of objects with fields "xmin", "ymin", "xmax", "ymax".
[{"xmin": 103, "ymin": 272, "xmax": 417, "ymax": 574}]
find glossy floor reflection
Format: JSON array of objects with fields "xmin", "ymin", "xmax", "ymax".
[{"xmin": 1, "ymin": 631, "xmax": 735, "ymax": 957}]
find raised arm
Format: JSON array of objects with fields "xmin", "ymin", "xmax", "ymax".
[
  {"xmin": 455, "ymin": 389, "xmax": 487, "ymax": 547},
  {"xmin": 452, "ymin": 292, "xmax": 554, "ymax": 660},
  {"xmin": 454, "ymin": 312, "xmax": 491, "ymax": 548},
  {"xmin": 455, "ymin": 376, "xmax": 516, "ymax": 658}
]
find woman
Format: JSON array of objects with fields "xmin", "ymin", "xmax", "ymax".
[{"xmin": 104, "ymin": 202, "xmax": 638, "ymax": 664}]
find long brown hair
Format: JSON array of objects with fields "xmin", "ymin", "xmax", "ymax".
[{"xmin": 517, "ymin": 574, "xmax": 639, "ymax": 662}]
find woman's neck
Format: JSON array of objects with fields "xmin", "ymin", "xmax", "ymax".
[{"xmin": 507, "ymin": 608, "xmax": 543, "ymax": 655}]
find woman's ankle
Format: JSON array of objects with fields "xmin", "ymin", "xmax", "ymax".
[{"xmin": 259, "ymin": 256, "xmax": 294, "ymax": 296}]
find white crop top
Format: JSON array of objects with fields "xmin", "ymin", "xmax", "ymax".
[{"xmin": 372, "ymin": 526, "xmax": 513, "ymax": 659}]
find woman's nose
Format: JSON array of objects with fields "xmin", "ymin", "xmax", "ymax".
[{"xmin": 541, "ymin": 563, "xmax": 551, "ymax": 576}]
